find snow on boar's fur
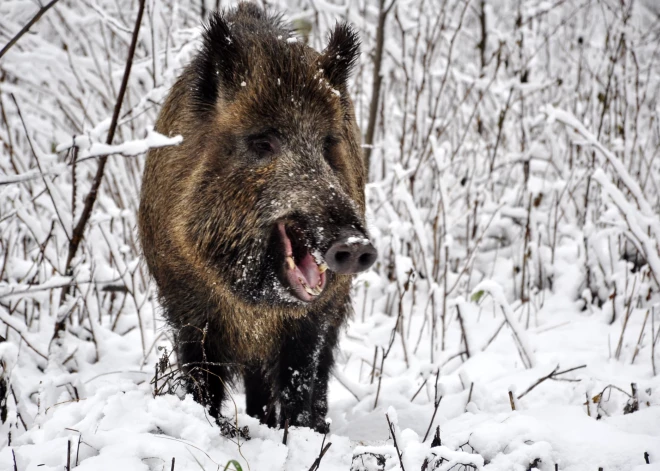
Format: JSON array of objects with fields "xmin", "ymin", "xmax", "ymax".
[{"xmin": 138, "ymin": 2, "xmax": 376, "ymax": 434}]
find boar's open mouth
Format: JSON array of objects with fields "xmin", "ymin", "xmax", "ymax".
[{"xmin": 276, "ymin": 222, "xmax": 327, "ymax": 303}]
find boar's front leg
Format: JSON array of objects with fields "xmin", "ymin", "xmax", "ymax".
[
  {"xmin": 178, "ymin": 331, "xmax": 227, "ymax": 419},
  {"xmin": 278, "ymin": 318, "xmax": 334, "ymax": 432},
  {"xmin": 244, "ymin": 366, "xmax": 277, "ymax": 427},
  {"xmin": 309, "ymin": 325, "xmax": 339, "ymax": 434},
  {"xmin": 177, "ymin": 324, "xmax": 248, "ymax": 437}
]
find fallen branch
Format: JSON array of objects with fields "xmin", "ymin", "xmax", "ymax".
[{"xmin": 517, "ymin": 364, "xmax": 586, "ymax": 400}]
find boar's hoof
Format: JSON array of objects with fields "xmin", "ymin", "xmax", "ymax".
[{"xmin": 217, "ymin": 417, "xmax": 250, "ymax": 440}]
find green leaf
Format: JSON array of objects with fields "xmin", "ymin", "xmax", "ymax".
[
  {"xmin": 471, "ymin": 290, "xmax": 485, "ymax": 303},
  {"xmin": 223, "ymin": 460, "xmax": 244, "ymax": 471}
]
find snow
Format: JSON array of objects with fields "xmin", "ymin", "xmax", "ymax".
[
  {"xmin": 1, "ymin": 0, "xmax": 659, "ymax": 470},
  {"xmin": 56, "ymin": 129, "xmax": 183, "ymax": 161},
  {"xmin": 346, "ymin": 236, "xmax": 371, "ymax": 246}
]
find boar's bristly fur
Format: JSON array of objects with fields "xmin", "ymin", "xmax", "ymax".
[{"xmin": 138, "ymin": 2, "xmax": 375, "ymax": 434}]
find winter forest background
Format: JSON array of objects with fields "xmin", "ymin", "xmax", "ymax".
[{"xmin": 1, "ymin": 0, "xmax": 660, "ymax": 469}]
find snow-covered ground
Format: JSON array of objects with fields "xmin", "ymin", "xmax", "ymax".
[
  {"xmin": 1, "ymin": 0, "xmax": 659, "ymax": 470},
  {"xmin": 2, "ymin": 270, "xmax": 658, "ymax": 470}
]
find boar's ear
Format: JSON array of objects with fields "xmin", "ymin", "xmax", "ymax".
[
  {"xmin": 319, "ymin": 22, "xmax": 360, "ymax": 88},
  {"xmin": 192, "ymin": 11, "xmax": 244, "ymax": 113}
]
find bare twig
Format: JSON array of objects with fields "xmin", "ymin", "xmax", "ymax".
[
  {"xmin": 615, "ymin": 276, "xmax": 638, "ymax": 360},
  {"xmin": 410, "ymin": 376, "xmax": 428, "ymax": 402},
  {"xmin": 385, "ymin": 412, "xmax": 406, "ymax": 471},
  {"xmin": 282, "ymin": 419, "xmax": 289, "ymax": 446},
  {"xmin": 307, "ymin": 436, "xmax": 332, "ymax": 471},
  {"xmin": 517, "ymin": 364, "xmax": 586, "ymax": 400},
  {"xmin": 76, "ymin": 434, "xmax": 82, "ymax": 466},
  {"xmin": 423, "ymin": 369, "xmax": 441, "ymax": 442},
  {"xmin": 456, "ymin": 303, "xmax": 471, "ymax": 358},
  {"xmin": 465, "ymin": 382, "xmax": 474, "ymax": 411},
  {"xmin": 66, "ymin": 439, "xmax": 71, "ymax": 471},
  {"xmin": 370, "ymin": 345, "xmax": 378, "ymax": 384},
  {"xmin": 364, "ymin": 0, "xmax": 397, "ymax": 174},
  {"xmin": 0, "ymin": 0, "xmax": 61, "ymax": 60},
  {"xmin": 472, "ymin": 281, "xmax": 536, "ymax": 369},
  {"xmin": 631, "ymin": 309, "xmax": 650, "ymax": 364},
  {"xmin": 10, "ymin": 95, "xmax": 69, "ymax": 238},
  {"xmin": 585, "ymin": 393, "xmax": 591, "ymax": 417},
  {"xmin": 54, "ymin": 0, "xmax": 146, "ymax": 339},
  {"xmin": 0, "ymin": 309, "xmax": 48, "ymax": 360},
  {"xmin": 652, "ymin": 306, "xmax": 657, "ymax": 376},
  {"xmin": 624, "ymin": 383, "xmax": 639, "ymax": 414}
]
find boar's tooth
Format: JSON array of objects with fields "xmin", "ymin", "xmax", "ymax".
[
  {"xmin": 286, "ymin": 256, "xmax": 296, "ymax": 270},
  {"xmin": 304, "ymin": 284, "xmax": 322, "ymax": 296},
  {"xmin": 319, "ymin": 263, "xmax": 328, "ymax": 273}
]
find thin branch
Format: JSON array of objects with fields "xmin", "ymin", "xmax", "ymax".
[
  {"xmin": 307, "ymin": 436, "xmax": 332, "ymax": 471},
  {"xmin": 423, "ymin": 369, "xmax": 442, "ymax": 442},
  {"xmin": 517, "ymin": 364, "xmax": 586, "ymax": 400},
  {"xmin": 364, "ymin": 0, "xmax": 397, "ymax": 174},
  {"xmin": 10, "ymin": 95, "xmax": 70, "ymax": 240},
  {"xmin": 0, "ymin": 0, "xmax": 61, "ymax": 60},
  {"xmin": 54, "ymin": 0, "xmax": 146, "ymax": 337},
  {"xmin": 385, "ymin": 412, "xmax": 406, "ymax": 471}
]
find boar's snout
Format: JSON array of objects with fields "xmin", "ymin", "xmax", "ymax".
[{"xmin": 324, "ymin": 229, "xmax": 377, "ymax": 275}]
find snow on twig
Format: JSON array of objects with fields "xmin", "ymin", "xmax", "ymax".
[
  {"xmin": 1, "ymin": 132, "xmax": 182, "ymax": 186},
  {"xmin": 55, "ymin": 129, "xmax": 183, "ymax": 162},
  {"xmin": 542, "ymin": 104, "xmax": 660, "ymax": 237},
  {"xmin": 471, "ymin": 280, "xmax": 536, "ymax": 369},
  {"xmin": 592, "ymin": 169, "xmax": 660, "ymax": 288}
]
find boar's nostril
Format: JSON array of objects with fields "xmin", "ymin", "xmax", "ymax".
[
  {"xmin": 325, "ymin": 235, "xmax": 377, "ymax": 275},
  {"xmin": 335, "ymin": 251, "xmax": 351, "ymax": 264},
  {"xmin": 358, "ymin": 252, "xmax": 375, "ymax": 268}
]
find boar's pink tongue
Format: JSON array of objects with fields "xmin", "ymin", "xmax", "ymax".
[
  {"xmin": 297, "ymin": 251, "xmax": 322, "ymax": 288},
  {"xmin": 277, "ymin": 223, "xmax": 326, "ymax": 302}
]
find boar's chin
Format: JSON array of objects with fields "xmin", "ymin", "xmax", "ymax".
[{"xmin": 219, "ymin": 223, "xmax": 327, "ymax": 306}]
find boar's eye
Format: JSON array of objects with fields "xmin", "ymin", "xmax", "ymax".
[
  {"xmin": 247, "ymin": 132, "xmax": 281, "ymax": 160},
  {"xmin": 323, "ymin": 135, "xmax": 341, "ymax": 170}
]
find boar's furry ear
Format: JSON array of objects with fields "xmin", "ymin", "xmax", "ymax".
[
  {"xmin": 191, "ymin": 11, "xmax": 243, "ymax": 113},
  {"xmin": 319, "ymin": 22, "xmax": 360, "ymax": 88}
]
